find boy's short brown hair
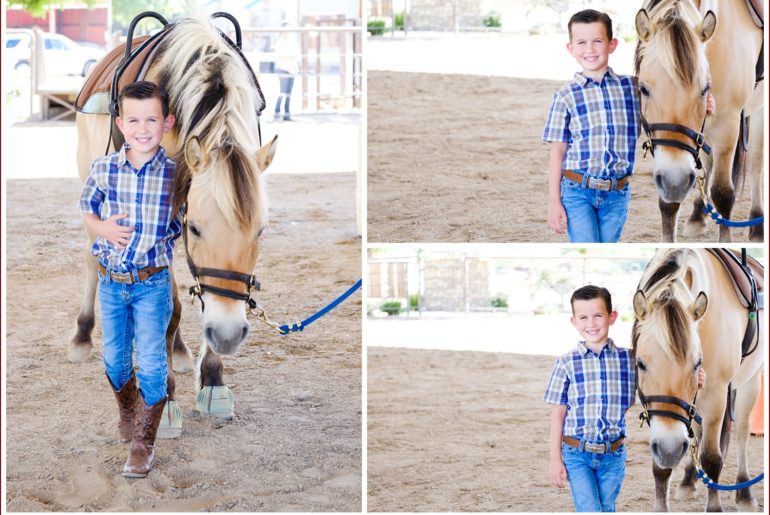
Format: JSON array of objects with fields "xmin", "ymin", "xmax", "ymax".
[
  {"xmin": 568, "ymin": 9, "xmax": 613, "ymax": 41},
  {"xmin": 570, "ymin": 285, "xmax": 613, "ymax": 314},
  {"xmin": 117, "ymin": 81, "xmax": 170, "ymax": 118}
]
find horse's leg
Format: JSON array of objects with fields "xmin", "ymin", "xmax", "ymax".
[
  {"xmin": 675, "ymin": 424, "xmax": 701, "ymax": 501},
  {"xmin": 658, "ymin": 199, "xmax": 680, "ymax": 242},
  {"xmin": 169, "ymin": 274, "xmax": 194, "ymax": 372},
  {"xmin": 684, "ymin": 196, "xmax": 707, "ymax": 238},
  {"xmin": 652, "ymin": 462, "xmax": 672, "ymax": 512},
  {"xmin": 196, "ymin": 343, "xmax": 234, "ymax": 426},
  {"xmin": 157, "ymin": 279, "xmax": 184, "ymax": 438},
  {"xmin": 747, "ymin": 109, "xmax": 764, "ymax": 242},
  {"xmin": 710, "ymin": 120, "xmax": 741, "ymax": 243},
  {"xmin": 733, "ymin": 370, "xmax": 761, "ymax": 511},
  {"xmin": 70, "ymin": 246, "xmax": 98, "ymax": 362},
  {"xmin": 700, "ymin": 401, "xmax": 728, "ymax": 512}
]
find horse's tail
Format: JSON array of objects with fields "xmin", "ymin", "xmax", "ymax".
[{"xmin": 731, "ymin": 110, "xmax": 748, "ymax": 194}]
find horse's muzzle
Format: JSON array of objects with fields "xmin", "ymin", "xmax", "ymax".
[
  {"xmin": 204, "ymin": 323, "xmax": 250, "ymax": 355},
  {"xmin": 654, "ymin": 169, "xmax": 697, "ymax": 203},
  {"xmin": 651, "ymin": 438, "xmax": 689, "ymax": 469}
]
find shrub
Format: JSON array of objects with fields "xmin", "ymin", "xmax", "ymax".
[
  {"xmin": 395, "ymin": 12, "xmax": 405, "ymax": 31},
  {"xmin": 483, "ymin": 12, "xmax": 501, "ymax": 28},
  {"xmin": 368, "ymin": 20, "xmax": 386, "ymax": 36},
  {"xmin": 381, "ymin": 300, "xmax": 403, "ymax": 316},
  {"xmin": 491, "ymin": 296, "xmax": 508, "ymax": 308}
]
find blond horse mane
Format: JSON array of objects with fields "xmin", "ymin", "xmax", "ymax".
[
  {"xmin": 633, "ymin": 249, "xmax": 705, "ymax": 363},
  {"xmin": 635, "ymin": 0, "xmax": 709, "ymax": 89},
  {"xmin": 152, "ymin": 16, "xmax": 267, "ymax": 230}
]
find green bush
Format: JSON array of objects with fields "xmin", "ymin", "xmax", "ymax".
[
  {"xmin": 491, "ymin": 296, "xmax": 508, "ymax": 308},
  {"xmin": 395, "ymin": 12, "xmax": 405, "ymax": 30},
  {"xmin": 368, "ymin": 20, "xmax": 386, "ymax": 36},
  {"xmin": 381, "ymin": 300, "xmax": 403, "ymax": 316},
  {"xmin": 409, "ymin": 294, "xmax": 419, "ymax": 310},
  {"xmin": 483, "ymin": 12, "xmax": 501, "ymax": 28}
]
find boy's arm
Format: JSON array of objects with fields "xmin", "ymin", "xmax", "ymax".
[
  {"xmin": 547, "ymin": 142, "xmax": 568, "ymax": 235},
  {"xmin": 548, "ymin": 404, "xmax": 568, "ymax": 488},
  {"xmin": 82, "ymin": 213, "xmax": 134, "ymax": 248}
]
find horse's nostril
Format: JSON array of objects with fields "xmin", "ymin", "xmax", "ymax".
[
  {"xmin": 651, "ymin": 443, "xmax": 659, "ymax": 457},
  {"xmin": 682, "ymin": 442, "xmax": 689, "ymax": 456},
  {"xmin": 241, "ymin": 326, "xmax": 249, "ymax": 341},
  {"xmin": 205, "ymin": 327, "xmax": 214, "ymax": 343},
  {"xmin": 689, "ymin": 172, "xmax": 696, "ymax": 187},
  {"xmin": 655, "ymin": 174, "xmax": 664, "ymax": 189}
]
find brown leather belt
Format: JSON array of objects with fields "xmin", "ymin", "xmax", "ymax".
[
  {"xmin": 563, "ymin": 169, "xmax": 630, "ymax": 191},
  {"xmin": 563, "ymin": 435, "xmax": 624, "ymax": 454},
  {"xmin": 98, "ymin": 264, "xmax": 166, "ymax": 284}
]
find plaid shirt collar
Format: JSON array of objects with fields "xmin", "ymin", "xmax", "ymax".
[
  {"xmin": 118, "ymin": 144, "xmax": 168, "ymax": 172},
  {"xmin": 572, "ymin": 67, "xmax": 621, "ymax": 87},
  {"xmin": 577, "ymin": 338, "xmax": 618, "ymax": 357}
]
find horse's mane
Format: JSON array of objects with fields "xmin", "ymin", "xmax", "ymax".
[
  {"xmin": 633, "ymin": 249, "xmax": 703, "ymax": 363},
  {"xmin": 634, "ymin": 0, "xmax": 706, "ymax": 88},
  {"xmin": 152, "ymin": 17, "xmax": 267, "ymax": 230}
]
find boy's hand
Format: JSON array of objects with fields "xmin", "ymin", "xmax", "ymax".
[
  {"xmin": 697, "ymin": 367, "xmax": 706, "ymax": 388},
  {"xmin": 549, "ymin": 456, "xmax": 568, "ymax": 488},
  {"xmin": 548, "ymin": 200, "xmax": 568, "ymax": 235},
  {"xmin": 705, "ymin": 92, "xmax": 715, "ymax": 116},
  {"xmin": 100, "ymin": 213, "xmax": 134, "ymax": 248}
]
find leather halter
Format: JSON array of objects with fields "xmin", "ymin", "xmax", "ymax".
[
  {"xmin": 640, "ymin": 112, "xmax": 712, "ymax": 170},
  {"xmin": 637, "ymin": 372, "xmax": 702, "ymax": 438},
  {"xmin": 182, "ymin": 214, "xmax": 260, "ymax": 311}
]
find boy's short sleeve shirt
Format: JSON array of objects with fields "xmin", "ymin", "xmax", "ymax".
[
  {"xmin": 543, "ymin": 68, "xmax": 641, "ymax": 180},
  {"xmin": 79, "ymin": 144, "xmax": 181, "ymax": 271},
  {"xmin": 544, "ymin": 339, "xmax": 636, "ymax": 443}
]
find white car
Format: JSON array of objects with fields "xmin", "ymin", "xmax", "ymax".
[{"xmin": 6, "ymin": 30, "xmax": 105, "ymax": 77}]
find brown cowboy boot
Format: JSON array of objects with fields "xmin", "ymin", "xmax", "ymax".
[
  {"xmin": 123, "ymin": 395, "xmax": 167, "ymax": 478},
  {"xmin": 107, "ymin": 374, "xmax": 137, "ymax": 443}
]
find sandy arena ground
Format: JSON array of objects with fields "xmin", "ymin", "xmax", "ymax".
[
  {"xmin": 5, "ymin": 171, "xmax": 362, "ymax": 512},
  {"xmin": 367, "ymin": 346, "xmax": 766, "ymax": 512},
  {"xmin": 367, "ymin": 70, "xmax": 761, "ymax": 243}
]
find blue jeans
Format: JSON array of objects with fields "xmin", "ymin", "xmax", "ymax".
[
  {"xmin": 99, "ymin": 267, "xmax": 172, "ymax": 406},
  {"xmin": 562, "ymin": 442, "xmax": 626, "ymax": 512},
  {"xmin": 274, "ymin": 69, "xmax": 295, "ymax": 114},
  {"xmin": 560, "ymin": 176, "xmax": 630, "ymax": 243}
]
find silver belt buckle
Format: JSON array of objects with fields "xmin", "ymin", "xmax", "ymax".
[
  {"xmin": 584, "ymin": 442, "xmax": 606, "ymax": 454},
  {"xmin": 111, "ymin": 271, "xmax": 133, "ymax": 284},
  {"xmin": 589, "ymin": 177, "xmax": 611, "ymax": 191}
]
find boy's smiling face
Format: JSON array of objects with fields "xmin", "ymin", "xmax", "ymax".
[
  {"xmin": 568, "ymin": 21, "xmax": 618, "ymax": 79},
  {"xmin": 116, "ymin": 97, "xmax": 175, "ymax": 159},
  {"xmin": 571, "ymin": 297, "xmax": 617, "ymax": 348}
]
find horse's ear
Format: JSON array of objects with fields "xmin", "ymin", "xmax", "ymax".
[
  {"xmin": 633, "ymin": 290, "xmax": 650, "ymax": 320},
  {"xmin": 636, "ymin": 9, "xmax": 652, "ymax": 42},
  {"xmin": 698, "ymin": 10, "xmax": 716, "ymax": 42},
  {"xmin": 690, "ymin": 291, "xmax": 708, "ymax": 321},
  {"xmin": 256, "ymin": 134, "xmax": 278, "ymax": 172},
  {"xmin": 185, "ymin": 137, "xmax": 203, "ymax": 171}
]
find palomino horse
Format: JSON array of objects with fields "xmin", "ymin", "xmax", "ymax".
[
  {"xmin": 71, "ymin": 16, "xmax": 278, "ymax": 433},
  {"xmin": 632, "ymin": 248, "xmax": 764, "ymax": 511},
  {"xmin": 635, "ymin": 0, "xmax": 764, "ymax": 242}
]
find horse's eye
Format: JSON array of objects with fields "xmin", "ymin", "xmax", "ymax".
[
  {"xmin": 639, "ymin": 83, "xmax": 650, "ymax": 97},
  {"xmin": 189, "ymin": 223, "xmax": 201, "ymax": 238},
  {"xmin": 701, "ymin": 83, "xmax": 711, "ymax": 96},
  {"xmin": 694, "ymin": 358, "xmax": 703, "ymax": 371},
  {"xmin": 636, "ymin": 359, "xmax": 647, "ymax": 372}
]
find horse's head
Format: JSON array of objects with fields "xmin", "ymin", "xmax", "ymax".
[
  {"xmin": 635, "ymin": 2, "xmax": 716, "ymax": 203},
  {"xmin": 180, "ymin": 135, "xmax": 277, "ymax": 356},
  {"xmin": 633, "ymin": 278, "xmax": 708, "ymax": 469}
]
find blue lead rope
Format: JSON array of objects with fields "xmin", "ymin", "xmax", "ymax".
[
  {"xmin": 703, "ymin": 204, "xmax": 764, "ymax": 227},
  {"xmin": 696, "ymin": 470, "xmax": 765, "ymax": 491},
  {"xmin": 278, "ymin": 278, "xmax": 362, "ymax": 335}
]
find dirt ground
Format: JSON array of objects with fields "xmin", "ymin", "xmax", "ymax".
[
  {"xmin": 367, "ymin": 70, "xmax": 760, "ymax": 243},
  {"xmin": 5, "ymin": 172, "xmax": 362, "ymax": 512},
  {"xmin": 367, "ymin": 347, "xmax": 766, "ymax": 513}
]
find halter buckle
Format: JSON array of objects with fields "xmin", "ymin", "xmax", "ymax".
[{"xmin": 190, "ymin": 277, "xmax": 202, "ymax": 304}]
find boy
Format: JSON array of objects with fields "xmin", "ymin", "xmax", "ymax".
[
  {"xmin": 544, "ymin": 285, "xmax": 705, "ymax": 511},
  {"xmin": 79, "ymin": 81, "xmax": 179, "ymax": 478},
  {"xmin": 542, "ymin": 10, "xmax": 713, "ymax": 242}
]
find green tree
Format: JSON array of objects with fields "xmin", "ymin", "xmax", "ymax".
[
  {"xmin": 8, "ymin": 0, "xmax": 96, "ymax": 18},
  {"xmin": 112, "ymin": 0, "xmax": 193, "ymax": 35}
]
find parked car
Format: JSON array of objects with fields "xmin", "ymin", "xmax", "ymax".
[{"xmin": 6, "ymin": 30, "xmax": 105, "ymax": 77}]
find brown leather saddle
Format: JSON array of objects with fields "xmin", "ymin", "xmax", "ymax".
[{"xmin": 706, "ymin": 248, "xmax": 763, "ymax": 359}]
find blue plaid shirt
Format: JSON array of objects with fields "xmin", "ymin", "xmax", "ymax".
[
  {"xmin": 79, "ymin": 144, "xmax": 181, "ymax": 272},
  {"xmin": 544, "ymin": 339, "xmax": 636, "ymax": 443},
  {"xmin": 542, "ymin": 68, "xmax": 641, "ymax": 179}
]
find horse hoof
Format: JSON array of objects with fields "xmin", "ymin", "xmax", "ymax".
[
  {"xmin": 735, "ymin": 498, "xmax": 758, "ymax": 512},
  {"xmin": 682, "ymin": 220, "xmax": 706, "ymax": 238},
  {"xmin": 172, "ymin": 348, "xmax": 194, "ymax": 373},
  {"xmin": 67, "ymin": 341, "xmax": 93, "ymax": 363},
  {"xmin": 196, "ymin": 386, "xmax": 235, "ymax": 418},
  {"xmin": 157, "ymin": 400, "xmax": 183, "ymax": 439},
  {"xmin": 674, "ymin": 484, "xmax": 697, "ymax": 501}
]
